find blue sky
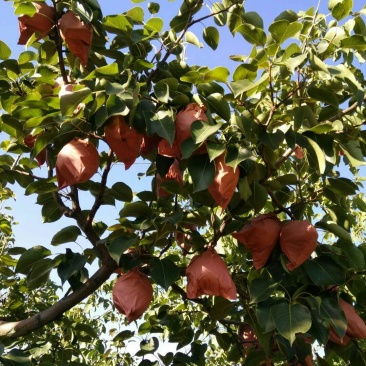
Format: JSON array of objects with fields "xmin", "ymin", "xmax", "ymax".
[{"xmin": 1, "ymin": 0, "xmax": 365, "ymax": 248}]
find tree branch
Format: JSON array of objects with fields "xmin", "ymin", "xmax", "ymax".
[
  {"xmin": 51, "ymin": 0, "xmax": 69, "ymax": 84},
  {"xmin": 329, "ymin": 97, "xmax": 366, "ymax": 122},
  {"xmin": 267, "ymin": 187, "xmax": 295, "ymax": 220},
  {"xmin": 84, "ymin": 150, "xmax": 114, "ymax": 230},
  {"xmin": 274, "ymin": 147, "xmax": 295, "ymax": 168},
  {"xmin": 0, "ymin": 261, "xmax": 117, "ymax": 338}
]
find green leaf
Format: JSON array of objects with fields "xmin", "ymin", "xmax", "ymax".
[
  {"xmin": 0, "ymin": 349, "xmax": 31, "ymax": 366},
  {"xmin": 191, "ymin": 120, "xmax": 221, "ymax": 144},
  {"xmin": 57, "ymin": 249, "xmax": 87, "ymax": 285},
  {"xmin": 150, "ymin": 109, "xmax": 175, "ymax": 146},
  {"xmin": 25, "ymin": 180, "xmax": 57, "ymax": 196},
  {"xmin": 354, "ymin": 196, "xmax": 366, "ymax": 212},
  {"xmin": 207, "ymin": 141, "xmax": 225, "ymax": 161},
  {"xmin": 319, "ymin": 297, "xmax": 347, "ymax": 338},
  {"xmin": 205, "ymin": 92, "xmax": 230, "ymax": 121},
  {"xmin": 230, "ymin": 72, "xmax": 269, "ymax": 98},
  {"xmin": 327, "ymin": 178, "xmax": 358, "ymax": 196},
  {"xmin": 209, "ymin": 296, "xmax": 233, "ymax": 321},
  {"xmin": 169, "ymin": 327, "xmax": 194, "ymax": 350},
  {"xmin": 242, "ymin": 11, "xmax": 264, "ymax": 28},
  {"xmin": 204, "ymin": 67, "xmax": 230, "ymax": 83},
  {"xmin": 137, "ymin": 337, "xmax": 159, "ymax": 356},
  {"xmin": 185, "ymin": 31, "xmax": 202, "ymax": 48},
  {"xmin": 315, "ymin": 220, "xmax": 352, "ymax": 243},
  {"xmin": 340, "ymin": 35, "xmax": 366, "ymax": 51},
  {"xmin": 187, "ymin": 154, "xmax": 215, "ymax": 193},
  {"xmin": 15, "ymin": 246, "xmax": 51, "ymax": 275},
  {"xmin": 249, "ymin": 278, "xmax": 278, "ymax": 304},
  {"xmin": 126, "ymin": 6, "xmax": 144, "ymax": 22},
  {"xmin": 14, "ymin": 2, "xmax": 36, "ymax": 15},
  {"xmin": 95, "ymin": 63, "xmax": 119, "ymax": 76},
  {"xmin": 271, "ymin": 302, "xmax": 312, "ymax": 345},
  {"xmin": 235, "ymin": 24, "xmax": 266, "ymax": 46},
  {"xmin": 119, "ymin": 201, "xmax": 152, "ymax": 218},
  {"xmin": 306, "ymin": 137, "xmax": 326, "ymax": 175},
  {"xmin": 110, "ymin": 182, "xmax": 133, "ymax": 202},
  {"xmin": 102, "ymin": 15, "xmax": 133, "ymax": 34},
  {"xmin": 249, "ymin": 182, "xmax": 268, "ymax": 213},
  {"xmin": 71, "ymin": 0, "xmax": 93, "ymax": 23},
  {"xmin": 225, "ymin": 145, "xmax": 251, "ymax": 171},
  {"xmin": 60, "ymin": 87, "xmax": 92, "ymax": 116},
  {"xmin": 150, "ymin": 257, "xmax": 180, "ymax": 290},
  {"xmin": 305, "ymin": 256, "xmax": 346, "ymax": 286},
  {"xmin": 42, "ymin": 200, "xmax": 63, "ymax": 223},
  {"xmin": 0, "ymin": 41, "xmax": 11, "ymax": 61},
  {"xmin": 113, "ymin": 330, "xmax": 135, "ymax": 342},
  {"xmin": 203, "ymin": 26, "xmax": 219, "ymax": 50},
  {"xmin": 239, "ymin": 177, "xmax": 252, "ymax": 201},
  {"xmin": 51, "ymin": 226, "xmax": 82, "ymax": 246},
  {"xmin": 309, "ymin": 53, "xmax": 329, "ymax": 73},
  {"xmin": 339, "ymin": 139, "xmax": 366, "ymax": 167},
  {"xmin": 154, "ymin": 83, "xmax": 169, "ymax": 103},
  {"xmin": 269, "ymin": 20, "xmax": 302, "ymax": 44},
  {"xmin": 27, "ymin": 258, "xmax": 54, "ymax": 289},
  {"xmin": 108, "ymin": 234, "xmax": 138, "ymax": 264},
  {"xmin": 147, "ymin": 2, "xmax": 160, "ymax": 14},
  {"xmin": 328, "ymin": 0, "xmax": 354, "ymax": 21},
  {"xmin": 257, "ymin": 301, "xmax": 276, "ymax": 333},
  {"xmin": 279, "ymin": 54, "xmax": 307, "ymax": 73},
  {"xmin": 145, "ymin": 18, "xmax": 163, "ymax": 32},
  {"xmin": 18, "ymin": 51, "xmax": 37, "ymax": 65},
  {"xmin": 307, "ymin": 86, "xmax": 339, "ymax": 108},
  {"xmin": 339, "ymin": 243, "xmax": 365, "ymax": 271}
]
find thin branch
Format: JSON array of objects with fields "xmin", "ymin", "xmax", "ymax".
[
  {"xmin": 329, "ymin": 97, "xmax": 366, "ymax": 122},
  {"xmin": 170, "ymin": 283, "xmax": 205, "ymax": 306},
  {"xmin": 159, "ymin": 233, "xmax": 174, "ymax": 258},
  {"xmin": 0, "ymin": 167, "xmax": 45, "ymax": 181},
  {"xmin": 84, "ymin": 150, "xmax": 114, "ymax": 230},
  {"xmin": 274, "ymin": 147, "xmax": 295, "ymax": 168},
  {"xmin": 267, "ymin": 188, "xmax": 295, "ymax": 220},
  {"xmin": 268, "ymin": 62, "xmax": 275, "ymax": 105},
  {"xmin": 275, "ymin": 83, "xmax": 303, "ymax": 109},
  {"xmin": 0, "ymin": 261, "xmax": 117, "ymax": 338},
  {"xmin": 51, "ymin": 0, "xmax": 69, "ymax": 84}
]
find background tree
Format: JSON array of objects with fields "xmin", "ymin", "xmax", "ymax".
[{"xmin": 0, "ymin": 0, "xmax": 366, "ymax": 365}]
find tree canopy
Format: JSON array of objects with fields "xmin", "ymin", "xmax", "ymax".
[{"xmin": 1, "ymin": 0, "xmax": 366, "ymax": 365}]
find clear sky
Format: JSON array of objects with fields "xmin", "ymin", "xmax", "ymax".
[{"xmin": 1, "ymin": 0, "xmax": 365, "ymax": 248}]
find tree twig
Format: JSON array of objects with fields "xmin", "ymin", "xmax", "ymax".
[
  {"xmin": 51, "ymin": 0, "xmax": 69, "ymax": 84},
  {"xmin": 0, "ymin": 261, "xmax": 117, "ymax": 338},
  {"xmin": 84, "ymin": 150, "xmax": 114, "ymax": 230}
]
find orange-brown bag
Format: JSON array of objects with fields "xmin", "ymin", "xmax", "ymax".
[
  {"xmin": 112, "ymin": 269, "xmax": 153, "ymax": 323},
  {"xmin": 279, "ymin": 220, "xmax": 318, "ymax": 270},
  {"xmin": 233, "ymin": 213, "xmax": 281, "ymax": 270},
  {"xmin": 175, "ymin": 103, "xmax": 208, "ymax": 150},
  {"xmin": 56, "ymin": 138, "xmax": 99, "ymax": 189},
  {"xmin": 58, "ymin": 11, "xmax": 92, "ymax": 67},
  {"xmin": 186, "ymin": 247, "xmax": 236, "ymax": 300},
  {"xmin": 208, "ymin": 153, "xmax": 239, "ymax": 209},
  {"xmin": 18, "ymin": 2, "xmax": 55, "ymax": 45},
  {"xmin": 104, "ymin": 115, "xmax": 143, "ymax": 169}
]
